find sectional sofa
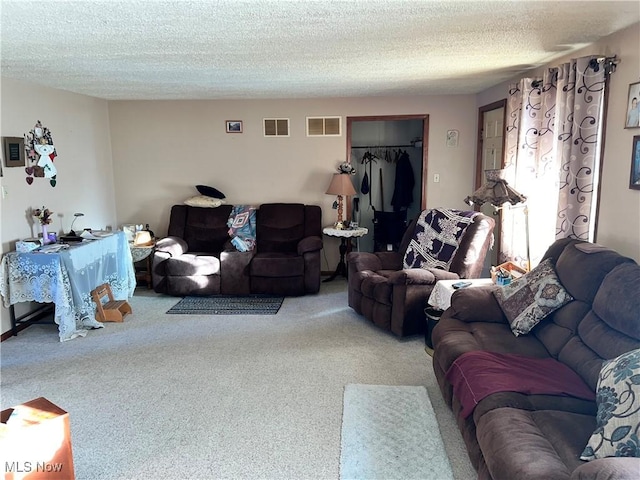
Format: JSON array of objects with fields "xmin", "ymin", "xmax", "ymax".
[{"xmin": 432, "ymin": 238, "xmax": 640, "ymax": 479}]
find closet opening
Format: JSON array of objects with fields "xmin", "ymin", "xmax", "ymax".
[{"xmin": 346, "ymin": 115, "xmax": 429, "ymax": 253}]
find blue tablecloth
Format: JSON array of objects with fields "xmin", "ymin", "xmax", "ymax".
[{"xmin": 0, "ymin": 232, "xmax": 136, "ymax": 341}]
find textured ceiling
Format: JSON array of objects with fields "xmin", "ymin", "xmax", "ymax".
[{"xmin": 1, "ymin": 1, "xmax": 639, "ymax": 100}]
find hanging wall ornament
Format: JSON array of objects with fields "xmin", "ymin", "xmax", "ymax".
[{"xmin": 24, "ymin": 120, "xmax": 58, "ymax": 187}]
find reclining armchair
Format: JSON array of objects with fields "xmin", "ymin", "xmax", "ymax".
[
  {"xmin": 347, "ymin": 208, "xmax": 495, "ymax": 337},
  {"xmin": 250, "ymin": 203, "xmax": 323, "ymax": 296}
]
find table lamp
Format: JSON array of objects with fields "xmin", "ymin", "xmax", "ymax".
[
  {"xmin": 464, "ymin": 168, "xmax": 529, "ymax": 270},
  {"xmin": 326, "ymin": 173, "xmax": 357, "ymax": 229},
  {"xmin": 68, "ymin": 212, "xmax": 85, "ymax": 236}
]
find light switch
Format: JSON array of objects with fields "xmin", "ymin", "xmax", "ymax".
[
  {"xmin": 433, "ymin": 174, "xmax": 440, "ymax": 183},
  {"xmin": 1, "ymin": 186, "xmax": 7, "ymax": 198}
]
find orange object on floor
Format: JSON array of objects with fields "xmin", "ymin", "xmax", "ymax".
[
  {"xmin": 90, "ymin": 283, "xmax": 132, "ymax": 322},
  {"xmin": 1, "ymin": 397, "xmax": 76, "ymax": 479}
]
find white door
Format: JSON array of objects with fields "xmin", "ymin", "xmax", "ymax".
[{"xmin": 480, "ymin": 106, "xmax": 504, "ymax": 267}]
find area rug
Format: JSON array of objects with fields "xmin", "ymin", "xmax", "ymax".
[
  {"xmin": 166, "ymin": 295, "xmax": 284, "ymax": 315},
  {"xmin": 340, "ymin": 384, "xmax": 454, "ymax": 480}
]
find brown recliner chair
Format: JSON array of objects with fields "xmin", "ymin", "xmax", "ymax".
[
  {"xmin": 346, "ymin": 208, "xmax": 495, "ymax": 337},
  {"xmin": 250, "ymin": 203, "xmax": 323, "ymax": 296}
]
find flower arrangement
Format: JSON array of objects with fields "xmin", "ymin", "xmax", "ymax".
[{"xmin": 33, "ymin": 206, "xmax": 54, "ymax": 226}]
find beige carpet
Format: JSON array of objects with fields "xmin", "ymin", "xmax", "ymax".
[{"xmin": 0, "ymin": 279, "xmax": 475, "ymax": 479}]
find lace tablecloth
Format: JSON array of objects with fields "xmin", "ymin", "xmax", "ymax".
[
  {"xmin": 322, "ymin": 226, "xmax": 368, "ymax": 238},
  {"xmin": 0, "ymin": 231, "xmax": 136, "ymax": 341},
  {"xmin": 427, "ymin": 278, "xmax": 494, "ymax": 311}
]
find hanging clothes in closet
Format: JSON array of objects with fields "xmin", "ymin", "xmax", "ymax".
[{"xmin": 391, "ymin": 150, "xmax": 415, "ymax": 212}]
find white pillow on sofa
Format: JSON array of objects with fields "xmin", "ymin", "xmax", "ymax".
[{"xmin": 184, "ymin": 195, "xmax": 226, "ymax": 208}]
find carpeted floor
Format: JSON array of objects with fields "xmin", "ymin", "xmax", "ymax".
[
  {"xmin": 340, "ymin": 384, "xmax": 453, "ymax": 480},
  {"xmin": 167, "ymin": 295, "xmax": 284, "ymax": 315},
  {"xmin": 0, "ymin": 280, "xmax": 476, "ymax": 480}
]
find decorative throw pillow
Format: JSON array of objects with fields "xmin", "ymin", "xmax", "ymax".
[
  {"xmin": 581, "ymin": 348, "xmax": 640, "ymax": 460},
  {"xmin": 493, "ymin": 258, "xmax": 573, "ymax": 336},
  {"xmin": 196, "ymin": 185, "xmax": 226, "ymax": 199},
  {"xmin": 184, "ymin": 195, "xmax": 225, "ymax": 208}
]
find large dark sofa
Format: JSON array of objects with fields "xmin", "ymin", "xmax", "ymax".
[
  {"xmin": 432, "ymin": 238, "xmax": 640, "ymax": 479},
  {"xmin": 152, "ymin": 203, "xmax": 322, "ymax": 296}
]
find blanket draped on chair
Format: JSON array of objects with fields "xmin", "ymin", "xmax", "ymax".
[
  {"xmin": 403, "ymin": 208, "xmax": 477, "ymax": 270},
  {"xmin": 227, "ymin": 205, "xmax": 256, "ymax": 252}
]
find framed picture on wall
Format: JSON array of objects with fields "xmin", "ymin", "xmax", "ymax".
[
  {"xmin": 3, "ymin": 136, "xmax": 25, "ymax": 167},
  {"xmin": 625, "ymin": 82, "xmax": 640, "ymax": 128},
  {"xmin": 630, "ymin": 135, "xmax": 640, "ymax": 190},
  {"xmin": 226, "ymin": 120, "xmax": 243, "ymax": 133}
]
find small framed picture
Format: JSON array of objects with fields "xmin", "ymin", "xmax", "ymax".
[
  {"xmin": 625, "ymin": 82, "xmax": 640, "ymax": 129},
  {"xmin": 630, "ymin": 135, "xmax": 640, "ymax": 190},
  {"xmin": 446, "ymin": 129, "xmax": 459, "ymax": 147},
  {"xmin": 3, "ymin": 136, "xmax": 26, "ymax": 167},
  {"xmin": 226, "ymin": 120, "xmax": 243, "ymax": 133}
]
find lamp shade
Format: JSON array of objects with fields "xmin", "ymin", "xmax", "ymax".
[
  {"xmin": 326, "ymin": 173, "xmax": 357, "ymax": 196},
  {"xmin": 464, "ymin": 169, "xmax": 527, "ymax": 207}
]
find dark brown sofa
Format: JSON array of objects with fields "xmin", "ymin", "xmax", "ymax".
[
  {"xmin": 152, "ymin": 203, "xmax": 322, "ymax": 296},
  {"xmin": 432, "ymin": 238, "xmax": 640, "ymax": 479},
  {"xmin": 346, "ymin": 209, "xmax": 495, "ymax": 337}
]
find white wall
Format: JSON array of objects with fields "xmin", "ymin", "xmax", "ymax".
[
  {"xmin": 107, "ymin": 95, "xmax": 478, "ymax": 270},
  {"xmin": 477, "ymin": 22, "xmax": 640, "ymax": 262},
  {"xmin": 0, "ymin": 78, "xmax": 116, "ymax": 335}
]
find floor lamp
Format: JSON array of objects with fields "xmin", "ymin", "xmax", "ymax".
[{"xmin": 464, "ymin": 169, "xmax": 530, "ymax": 271}]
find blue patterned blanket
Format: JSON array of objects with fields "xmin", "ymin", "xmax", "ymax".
[
  {"xmin": 227, "ymin": 205, "xmax": 257, "ymax": 252},
  {"xmin": 403, "ymin": 209, "xmax": 478, "ymax": 270}
]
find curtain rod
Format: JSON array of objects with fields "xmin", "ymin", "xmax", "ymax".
[
  {"xmin": 351, "ymin": 144, "xmax": 416, "ymax": 149},
  {"xmin": 531, "ymin": 54, "xmax": 619, "ymax": 87}
]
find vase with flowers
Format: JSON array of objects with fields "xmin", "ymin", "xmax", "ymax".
[{"xmin": 33, "ymin": 206, "xmax": 54, "ymax": 244}]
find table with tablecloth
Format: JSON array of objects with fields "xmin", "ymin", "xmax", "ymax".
[{"xmin": 0, "ymin": 231, "xmax": 136, "ymax": 341}]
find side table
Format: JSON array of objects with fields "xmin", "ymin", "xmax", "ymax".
[
  {"xmin": 425, "ymin": 278, "xmax": 494, "ymax": 351},
  {"xmin": 130, "ymin": 243, "xmax": 155, "ymax": 289},
  {"xmin": 322, "ymin": 226, "xmax": 368, "ymax": 282}
]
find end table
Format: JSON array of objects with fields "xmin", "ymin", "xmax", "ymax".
[{"xmin": 322, "ymin": 226, "xmax": 368, "ymax": 282}]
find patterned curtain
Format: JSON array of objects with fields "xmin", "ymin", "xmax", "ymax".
[
  {"xmin": 502, "ymin": 55, "xmax": 608, "ymax": 267},
  {"xmin": 555, "ymin": 57, "xmax": 606, "ymax": 240},
  {"xmin": 501, "ymin": 68, "xmax": 559, "ymax": 268}
]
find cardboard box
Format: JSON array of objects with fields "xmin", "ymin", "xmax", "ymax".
[
  {"xmin": 1, "ymin": 398, "xmax": 75, "ymax": 480},
  {"xmin": 490, "ymin": 261, "xmax": 528, "ymax": 284}
]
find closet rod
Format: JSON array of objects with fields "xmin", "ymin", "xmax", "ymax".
[{"xmin": 351, "ymin": 144, "xmax": 417, "ymax": 149}]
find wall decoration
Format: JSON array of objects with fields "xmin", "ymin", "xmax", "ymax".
[
  {"xmin": 625, "ymin": 81, "xmax": 640, "ymax": 128},
  {"xmin": 3, "ymin": 136, "xmax": 26, "ymax": 167},
  {"xmin": 226, "ymin": 120, "xmax": 243, "ymax": 133},
  {"xmin": 630, "ymin": 135, "xmax": 640, "ymax": 190},
  {"xmin": 24, "ymin": 120, "xmax": 58, "ymax": 187},
  {"xmin": 446, "ymin": 129, "xmax": 459, "ymax": 147}
]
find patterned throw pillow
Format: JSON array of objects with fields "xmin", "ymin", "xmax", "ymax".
[
  {"xmin": 184, "ymin": 195, "xmax": 225, "ymax": 208},
  {"xmin": 581, "ymin": 348, "xmax": 640, "ymax": 460},
  {"xmin": 493, "ymin": 258, "xmax": 573, "ymax": 336}
]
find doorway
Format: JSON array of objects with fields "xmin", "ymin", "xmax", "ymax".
[
  {"xmin": 476, "ymin": 100, "xmax": 506, "ymax": 267},
  {"xmin": 346, "ymin": 115, "xmax": 429, "ymax": 252}
]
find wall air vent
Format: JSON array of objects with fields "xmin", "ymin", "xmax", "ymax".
[
  {"xmin": 263, "ymin": 118, "xmax": 290, "ymax": 137},
  {"xmin": 306, "ymin": 116, "xmax": 341, "ymax": 136}
]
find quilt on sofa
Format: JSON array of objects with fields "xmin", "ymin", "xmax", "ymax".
[{"xmin": 446, "ymin": 351, "xmax": 595, "ymax": 419}]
